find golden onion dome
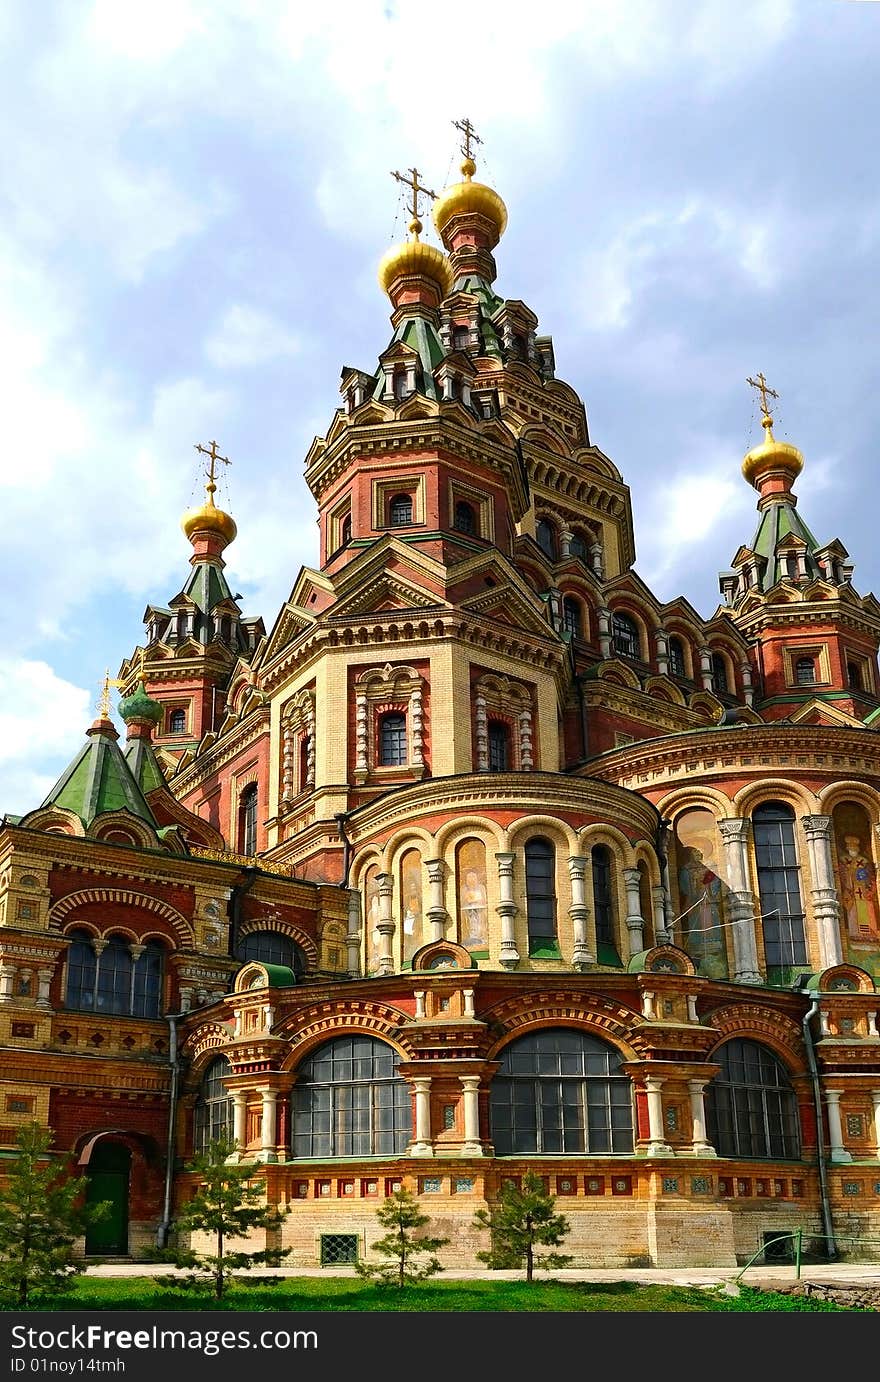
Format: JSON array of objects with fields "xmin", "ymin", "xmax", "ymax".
[
  {"xmin": 377, "ymin": 221, "xmax": 454, "ymax": 298},
  {"xmin": 432, "ymin": 156, "xmax": 508, "ymax": 241},
  {"xmin": 181, "ymin": 484, "xmax": 237, "ymax": 544},
  {"xmin": 741, "ymin": 417, "xmax": 804, "ymax": 487}
]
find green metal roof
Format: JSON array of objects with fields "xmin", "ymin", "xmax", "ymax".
[
  {"xmin": 123, "ymin": 736, "xmax": 169, "ymax": 796},
  {"xmin": 41, "ymin": 721, "xmax": 158, "ymax": 829},
  {"xmin": 751, "ymin": 500, "xmax": 822, "ymax": 591}
]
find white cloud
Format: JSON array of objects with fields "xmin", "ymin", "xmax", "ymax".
[
  {"xmin": 0, "ymin": 659, "xmax": 91, "ymax": 817},
  {"xmin": 636, "ymin": 446, "xmax": 752, "ymax": 589},
  {"xmin": 206, "ymin": 305, "xmax": 301, "ymax": 369}
]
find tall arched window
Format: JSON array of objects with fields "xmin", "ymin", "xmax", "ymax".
[
  {"xmin": 389, "ymin": 493, "xmax": 413, "ymax": 526},
  {"xmin": 237, "ymin": 930, "xmax": 306, "ymax": 976},
  {"xmin": 536, "ymin": 519, "xmax": 558, "ymax": 561},
  {"xmin": 195, "ymin": 1056, "xmax": 233, "ymax": 1152},
  {"xmin": 612, "ymin": 612, "xmax": 640, "ymax": 660},
  {"xmin": 710, "ymin": 652, "xmax": 729, "ymax": 694},
  {"xmin": 169, "ymin": 708, "xmax": 186, "ymax": 734},
  {"xmin": 299, "ymin": 734, "xmax": 311, "ymax": 791},
  {"xmin": 705, "ymin": 1039, "xmax": 800, "ymax": 1159},
  {"xmin": 847, "ymin": 660, "xmax": 863, "ymax": 691},
  {"xmin": 562, "ymin": 597, "xmax": 583, "ymax": 640},
  {"xmin": 795, "ymin": 656, "xmax": 816, "ymax": 686},
  {"xmin": 453, "ymin": 500, "xmax": 477, "ymax": 535},
  {"xmin": 291, "ymin": 1036, "xmax": 411, "ymax": 1157},
  {"xmin": 568, "ymin": 531, "xmax": 588, "ymax": 560},
  {"xmin": 753, "ymin": 802, "xmax": 807, "ymax": 970},
  {"xmin": 66, "ymin": 932, "xmax": 164, "ymax": 1018},
  {"xmin": 488, "ymin": 720, "xmax": 510, "ymax": 771},
  {"xmin": 65, "ymin": 930, "xmax": 98, "ymax": 1012},
  {"xmin": 490, "ymin": 1030, "xmax": 634, "ymax": 1155},
  {"xmin": 668, "ymin": 636, "xmax": 686, "ymax": 678},
  {"xmin": 378, "ymin": 712, "xmax": 407, "ymax": 766},
  {"xmin": 525, "ymin": 837, "xmax": 556, "ymax": 951},
  {"xmin": 591, "ymin": 845, "xmax": 619, "ymax": 962},
  {"xmin": 238, "ymin": 784, "xmax": 258, "ymax": 855}
]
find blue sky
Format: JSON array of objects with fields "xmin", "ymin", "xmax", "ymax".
[{"xmin": 2, "ymin": 0, "xmax": 879, "ymax": 815}]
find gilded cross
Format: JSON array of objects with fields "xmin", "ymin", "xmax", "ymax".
[
  {"xmin": 453, "ymin": 116, "xmax": 482, "ymax": 162},
  {"xmin": 390, "ymin": 167, "xmax": 437, "ymax": 232},
  {"xmin": 746, "ymin": 372, "xmax": 779, "ymax": 424},
  {"xmin": 97, "ymin": 669, "xmax": 124, "ymax": 719},
  {"xmin": 194, "ymin": 439, "xmax": 231, "ymax": 491}
]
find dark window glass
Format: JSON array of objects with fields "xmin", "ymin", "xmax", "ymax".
[
  {"xmin": 562, "ymin": 597, "xmax": 582, "ymax": 640},
  {"xmin": 795, "ymin": 657, "xmax": 815, "ymax": 686},
  {"xmin": 612, "ymin": 612, "xmax": 640, "ymax": 659},
  {"xmin": 239, "ymin": 784, "xmax": 258, "ymax": 855},
  {"xmin": 340, "ymin": 514, "xmax": 352, "ymax": 545},
  {"xmin": 379, "ymin": 712, "xmax": 406, "ymax": 766},
  {"xmin": 490, "ymin": 1029, "xmax": 634, "ymax": 1155},
  {"xmin": 668, "ymin": 637, "xmax": 686, "ymax": 677},
  {"xmin": 536, "ymin": 519, "xmax": 557, "ymax": 560},
  {"xmin": 169, "ymin": 709, "xmax": 186, "ymax": 734},
  {"xmin": 238, "ymin": 930, "xmax": 306, "ymax": 975},
  {"xmin": 292, "ymin": 1036, "xmax": 411, "ymax": 1158},
  {"xmin": 195, "ymin": 1056, "xmax": 233, "ymax": 1152},
  {"xmin": 569, "ymin": 532, "xmax": 587, "ymax": 559},
  {"xmin": 454, "ymin": 501, "xmax": 477, "ymax": 535},
  {"xmin": 525, "ymin": 837, "xmax": 556, "ymax": 944},
  {"xmin": 706, "ymin": 1039, "xmax": 801, "ymax": 1160},
  {"xmin": 65, "ymin": 930, "xmax": 97, "ymax": 1012},
  {"xmin": 393, "ymin": 371, "xmax": 408, "ymax": 401},
  {"xmin": 847, "ymin": 660, "xmax": 863, "ymax": 691},
  {"xmin": 299, "ymin": 734, "xmax": 311, "ymax": 790},
  {"xmin": 710, "ymin": 652, "xmax": 729, "ymax": 694},
  {"xmin": 488, "ymin": 721, "xmax": 510, "ymax": 771},
  {"xmin": 592, "ymin": 845, "xmax": 615, "ymax": 947},
  {"xmin": 452, "ymin": 326, "xmax": 469, "ymax": 351},
  {"xmin": 753, "ymin": 802, "xmax": 807, "ymax": 967},
  {"xmin": 66, "ymin": 931, "xmax": 164, "ymax": 1019},
  {"xmin": 389, "ymin": 494, "xmax": 413, "ymax": 526}
]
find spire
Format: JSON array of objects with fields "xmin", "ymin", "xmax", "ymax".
[
  {"xmin": 432, "ymin": 117, "xmax": 508, "ymax": 285},
  {"xmin": 118, "ymin": 680, "xmax": 168, "ymax": 796},
  {"xmin": 742, "ymin": 373, "xmax": 804, "ymax": 505},
  {"xmin": 181, "ymin": 440, "xmax": 238, "ymax": 551},
  {"xmin": 377, "ymin": 166, "xmax": 453, "ymax": 311}
]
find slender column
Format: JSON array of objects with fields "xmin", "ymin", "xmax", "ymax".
[
  {"xmin": 740, "ymin": 661, "xmax": 755, "ymax": 707},
  {"xmin": 641, "ymin": 990, "xmax": 655, "ymax": 1019},
  {"xmin": 376, "ymin": 872, "xmax": 395, "ymax": 975},
  {"xmin": 179, "ymin": 985, "xmax": 194, "ymax": 1013},
  {"xmin": 567, "ymin": 854, "xmax": 594, "ymax": 970},
  {"xmin": 686, "ymin": 994, "xmax": 698, "ymax": 1023},
  {"xmin": 718, "ymin": 818, "xmax": 762, "ymax": 982},
  {"xmin": 230, "ymin": 1092, "xmax": 247, "ymax": 1161},
  {"xmin": 346, "ymin": 889, "xmax": 362, "ymax": 976},
  {"xmin": 652, "ymin": 884, "xmax": 671, "ymax": 945},
  {"xmin": 414, "ymin": 990, "xmax": 426, "ymax": 1020},
  {"xmin": 462, "ymin": 988, "xmax": 475, "ymax": 1018},
  {"xmin": 460, "ymin": 1076, "xmax": 483, "ymax": 1156},
  {"xmin": 355, "ymin": 691, "xmax": 368, "ymax": 776},
  {"xmin": 475, "ymin": 694, "xmax": 489, "ymax": 771},
  {"xmin": 699, "ymin": 646, "xmax": 714, "ymax": 692},
  {"xmin": 868, "ymin": 1011, "xmax": 879, "ymax": 1038},
  {"xmin": 37, "ymin": 968, "xmax": 53, "ymax": 1008},
  {"xmin": 644, "ymin": 1075, "xmax": 673, "ymax": 1156},
  {"xmin": 259, "ymin": 1091, "xmax": 278, "ymax": 1163},
  {"xmin": 559, "ymin": 527, "xmax": 573, "ymax": 560},
  {"xmin": 597, "ymin": 607, "xmax": 612, "ymax": 660},
  {"xmin": 872, "ymin": 1091, "xmax": 880, "ymax": 1157},
  {"xmin": 495, "ymin": 852, "xmax": 520, "ymax": 969},
  {"xmin": 305, "ymin": 697, "xmax": 316, "ymax": 786},
  {"xmin": 589, "ymin": 542, "xmax": 604, "ymax": 579},
  {"xmin": 825, "ymin": 1090, "xmax": 852, "ymax": 1162},
  {"xmin": 622, "ymin": 868, "xmax": 645, "ymax": 958},
  {"xmin": 518, "ymin": 708, "xmax": 534, "ymax": 771},
  {"xmin": 424, "ymin": 858, "xmax": 448, "ymax": 942},
  {"xmin": 410, "ymin": 683, "xmax": 424, "ymax": 770},
  {"xmin": 802, "ymin": 816, "xmax": 844, "ymax": 968},
  {"xmin": 281, "ymin": 720, "xmax": 294, "ymax": 800},
  {"xmin": 0, "ymin": 966, "xmax": 15, "ymax": 1001},
  {"xmin": 410, "ymin": 1077, "xmax": 434, "ymax": 1157},
  {"xmin": 688, "ymin": 1079, "xmax": 716, "ymax": 1156},
  {"xmin": 654, "ymin": 628, "xmax": 669, "ymax": 677}
]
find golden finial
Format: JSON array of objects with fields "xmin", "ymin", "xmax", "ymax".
[
  {"xmin": 453, "ymin": 115, "xmax": 482, "ymax": 179},
  {"xmin": 97, "ymin": 669, "xmax": 124, "ymax": 719},
  {"xmin": 182, "ymin": 439, "xmax": 237, "ymax": 544},
  {"xmin": 391, "ymin": 167, "xmax": 438, "ymax": 240},
  {"xmin": 746, "ymin": 372, "xmax": 780, "ymax": 433},
  {"xmin": 194, "ymin": 438, "xmax": 230, "ymax": 501}
]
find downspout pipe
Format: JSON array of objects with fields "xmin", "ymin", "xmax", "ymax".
[
  {"xmin": 227, "ymin": 865, "xmax": 258, "ymax": 958},
  {"xmin": 157, "ymin": 1011, "xmax": 181, "ymax": 1250},
  {"xmin": 801, "ymin": 995, "xmax": 837, "ymax": 1259},
  {"xmin": 335, "ymin": 812, "xmax": 353, "ymax": 887}
]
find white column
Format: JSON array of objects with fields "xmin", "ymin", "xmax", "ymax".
[
  {"xmin": 230, "ymin": 1092, "xmax": 247, "ymax": 1161},
  {"xmin": 872, "ymin": 1091, "xmax": 880, "ymax": 1157},
  {"xmin": 355, "ymin": 691, "xmax": 368, "ymax": 777},
  {"xmin": 346, "ymin": 889, "xmax": 362, "ymax": 976},
  {"xmin": 802, "ymin": 816, "xmax": 844, "ymax": 969},
  {"xmin": 460, "ymin": 1076, "xmax": 483, "ymax": 1156},
  {"xmin": 868, "ymin": 1011, "xmax": 879, "ymax": 1038},
  {"xmin": 495, "ymin": 852, "xmax": 520, "ymax": 969},
  {"xmin": 424, "ymin": 858, "xmax": 448, "ymax": 942},
  {"xmin": 825, "ymin": 1090, "xmax": 852, "ymax": 1162},
  {"xmin": 410, "ymin": 1077, "xmax": 434, "ymax": 1157},
  {"xmin": 651, "ymin": 884, "xmax": 671, "ymax": 945},
  {"xmin": 699, "ymin": 646, "xmax": 714, "ymax": 693},
  {"xmin": 410, "ymin": 683, "xmax": 424, "ymax": 770},
  {"xmin": 589, "ymin": 542, "xmax": 604, "ymax": 579},
  {"xmin": 568, "ymin": 854, "xmax": 594, "ymax": 970},
  {"xmin": 475, "ymin": 693, "xmax": 489, "ymax": 771},
  {"xmin": 641, "ymin": 991, "xmax": 655, "ymax": 1019},
  {"xmin": 462, "ymin": 988, "xmax": 475, "ymax": 1018},
  {"xmin": 376, "ymin": 872, "xmax": 395, "ymax": 975},
  {"xmin": 644, "ymin": 1075, "xmax": 673, "ymax": 1157},
  {"xmin": 740, "ymin": 661, "xmax": 755, "ymax": 707},
  {"xmin": 414, "ymin": 990, "xmax": 426, "ymax": 1020},
  {"xmin": 37, "ymin": 968, "xmax": 53, "ymax": 1008},
  {"xmin": 686, "ymin": 994, "xmax": 698, "ymax": 1023},
  {"xmin": 518, "ymin": 708, "xmax": 534, "ymax": 771},
  {"xmin": 654, "ymin": 628, "xmax": 670, "ymax": 677},
  {"xmin": 622, "ymin": 868, "xmax": 645, "ymax": 958},
  {"xmin": 0, "ymin": 965, "xmax": 14, "ymax": 1001},
  {"xmin": 718, "ymin": 818, "xmax": 762, "ymax": 982},
  {"xmin": 259, "ymin": 1090, "xmax": 278, "ymax": 1163},
  {"xmin": 597, "ymin": 607, "xmax": 612, "ymax": 660},
  {"xmin": 688, "ymin": 1079, "xmax": 716, "ymax": 1156}
]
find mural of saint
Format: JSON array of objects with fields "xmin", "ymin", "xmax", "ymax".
[
  {"xmin": 364, "ymin": 867, "xmax": 382, "ymax": 975},
  {"xmin": 457, "ymin": 839, "xmax": 488, "ymax": 950},
  {"xmin": 834, "ymin": 804, "xmax": 880, "ymax": 946},
  {"xmin": 674, "ymin": 810, "xmax": 729, "ymax": 979},
  {"xmin": 400, "ymin": 849, "xmax": 423, "ymax": 963}
]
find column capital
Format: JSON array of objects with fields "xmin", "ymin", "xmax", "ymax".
[
  {"xmin": 802, "ymin": 814, "xmax": 833, "ymax": 840},
  {"xmin": 718, "ymin": 817, "xmax": 751, "ymax": 843}
]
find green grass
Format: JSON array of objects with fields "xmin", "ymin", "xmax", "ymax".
[{"xmin": 10, "ymin": 1277, "xmax": 863, "ymax": 1312}]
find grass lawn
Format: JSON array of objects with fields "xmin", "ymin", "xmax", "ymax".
[{"xmin": 13, "ymin": 1277, "xmax": 861, "ymax": 1312}]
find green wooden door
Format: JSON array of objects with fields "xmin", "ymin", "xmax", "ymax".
[{"xmin": 85, "ymin": 1141, "xmax": 130, "ymax": 1255}]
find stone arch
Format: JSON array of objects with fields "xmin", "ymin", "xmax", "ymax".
[
  {"xmin": 276, "ymin": 1006, "xmax": 415, "ymax": 1071},
  {"xmin": 595, "ymin": 658, "xmax": 641, "ymax": 690},
  {"xmin": 90, "ymin": 811, "xmax": 159, "ymax": 849},
  {"xmin": 658, "ymin": 785, "xmax": 736, "ymax": 822},
  {"xmin": 50, "ymin": 889, "xmax": 192, "ymax": 946},
  {"xmin": 236, "ymin": 918, "xmax": 319, "ymax": 968},
  {"xmin": 818, "ymin": 779, "xmax": 880, "ymax": 820},
  {"xmin": 383, "ymin": 825, "xmax": 437, "ymax": 872},
  {"xmin": 19, "ymin": 807, "xmax": 85, "ymax": 836},
  {"xmin": 434, "ymin": 814, "xmax": 506, "ymax": 856},
  {"xmin": 643, "ymin": 676, "xmax": 687, "ymax": 707},
  {"xmin": 702, "ymin": 1003, "xmax": 805, "ymax": 1071},
  {"xmin": 483, "ymin": 998, "xmax": 639, "ymax": 1063},
  {"xmin": 508, "ymin": 815, "xmax": 579, "ymax": 854},
  {"xmin": 577, "ymin": 821, "xmax": 636, "ymax": 863},
  {"xmin": 733, "ymin": 779, "xmax": 820, "ymax": 816}
]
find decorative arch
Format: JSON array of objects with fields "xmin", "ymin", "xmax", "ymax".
[
  {"xmin": 474, "ymin": 673, "xmax": 535, "ymax": 772},
  {"xmin": 508, "ymin": 814, "xmax": 579, "ymax": 854},
  {"xmin": 90, "ymin": 811, "xmax": 159, "ymax": 849},
  {"xmin": 702, "ymin": 1003, "xmax": 805, "ymax": 1069},
  {"xmin": 483, "ymin": 995, "xmax": 639, "ymax": 1062},
  {"xmin": 594, "ymin": 659, "xmax": 641, "ymax": 691},
  {"xmin": 18, "ymin": 807, "xmax": 85, "ymax": 836},
  {"xmin": 51, "ymin": 890, "xmax": 192, "ymax": 946},
  {"xmin": 644, "ymin": 676, "xmax": 686, "ymax": 707},
  {"xmin": 818, "ymin": 780, "xmax": 880, "ymax": 818},
  {"xmin": 236, "ymin": 918, "xmax": 318, "ymax": 968},
  {"xmin": 434, "ymin": 814, "xmax": 505, "ymax": 856},
  {"xmin": 276, "ymin": 1002, "xmax": 415, "ymax": 1071},
  {"xmin": 817, "ymin": 963, "xmax": 876, "ymax": 994},
  {"xmin": 657, "ymin": 785, "xmax": 734, "ymax": 821},
  {"xmin": 577, "ymin": 821, "xmax": 635, "ymax": 860},
  {"xmin": 732, "ymin": 779, "xmax": 820, "ymax": 816},
  {"xmin": 354, "ymin": 662, "xmax": 425, "ymax": 779}
]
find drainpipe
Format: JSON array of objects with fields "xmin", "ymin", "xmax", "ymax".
[
  {"xmin": 157, "ymin": 1012, "xmax": 181, "ymax": 1250},
  {"xmin": 227, "ymin": 865, "xmax": 258, "ymax": 958},
  {"xmin": 801, "ymin": 995, "xmax": 837, "ymax": 1260},
  {"xmin": 575, "ymin": 675, "xmax": 589, "ymax": 760},
  {"xmin": 335, "ymin": 812, "xmax": 353, "ymax": 887}
]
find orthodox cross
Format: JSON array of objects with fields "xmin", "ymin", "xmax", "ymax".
[
  {"xmin": 390, "ymin": 167, "xmax": 437, "ymax": 234},
  {"xmin": 194, "ymin": 439, "xmax": 230, "ymax": 492},
  {"xmin": 453, "ymin": 116, "xmax": 482, "ymax": 162},
  {"xmin": 97, "ymin": 669, "xmax": 124, "ymax": 719},
  {"xmin": 746, "ymin": 372, "xmax": 779, "ymax": 424}
]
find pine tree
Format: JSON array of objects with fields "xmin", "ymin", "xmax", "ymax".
[
  {"xmin": 473, "ymin": 1172, "xmax": 572, "ymax": 1282},
  {"xmin": 0, "ymin": 1121, "xmax": 110, "ymax": 1308},
  {"xmin": 356, "ymin": 1188, "xmax": 449, "ymax": 1287},
  {"xmin": 168, "ymin": 1134, "xmax": 291, "ymax": 1297}
]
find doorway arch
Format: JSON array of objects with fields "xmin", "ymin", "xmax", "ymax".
[{"xmin": 84, "ymin": 1140, "xmax": 131, "ymax": 1256}]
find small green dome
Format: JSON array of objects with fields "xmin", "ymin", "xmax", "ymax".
[{"xmin": 118, "ymin": 680, "xmax": 162, "ymax": 726}]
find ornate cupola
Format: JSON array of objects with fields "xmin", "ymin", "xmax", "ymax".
[
  {"xmin": 432, "ymin": 116, "xmax": 508, "ymax": 287},
  {"xmin": 378, "ymin": 166, "xmax": 453, "ymax": 316}
]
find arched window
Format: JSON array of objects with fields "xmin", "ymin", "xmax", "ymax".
[
  {"xmin": 195, "ymin": 1056, "xmax": 233, "ymax": 1152},
  {"xmin": 490, "ymin": 1030, "xmax": 634, "ymax": 1155},
  {"xmin": 452, "ymin": 325, "xmax": 470, "ymax": 352},
  {"xmin": 668, "ymin": 637, "xmax": 686, "ymax": 678},
  {"xmin": 612, "ymin": 612, "xmax": 640, "ymax": 660},
  {"xmin": 291, "ymin": 1036, "xmax": 411, "ymax": 1157},
  {"xmin": 453, "ymin": 500, "xmax": 477, "ymax": 535},
  {"xmin": 536, "ymin": 519, "xmax": 558, "ymax": 561},
  {"xmin": 488, "ymin": 721, "xmax": 510, "ymax": 771},
  {"xmin": 562, "ymin": 597, "xmax": 583, "ymax": 640},
  {"xmin": 238, "ymin": 784, "xmax": 258, "ymax": 856},
  {"xmin": 378, "ymin": 712, "xmax": 407, "ymax": 766},
  {"xmin": 389, "ymin": 493, "xmax": 413, "ymax": 526},
  {"xmin": 705, "ymin": 1039, "xmax": 800, "ymax": 1159},
  {"xmin": 591, "ymin": 845, "xmax": 618, "ymax": 961},
  {"xmin": 525, "ymin": 837, "xmax": 556, "ymax": 950},
  {"xmin": 795, "ymin": 656, "xmax": 816, "ymax": 686},
  {"xmin": 66, "ymin": 932, "xmax": 164, "ymax": 1018},
  {"xmin": 237, "ymin": 930, "xmax": 306, "ymax": 976},
  {"xmin": 568, "ymin": 531, "xmax": 587, "ymax": 560},
  {"xmin": 710, "ymin": 652, "xmax": 729, "ymax": 695},
  {"xmin": 753, "ymin": 802, "xmax": 807, "ymax": 969},
  {"xmin": 169, "ymin": 708, "xmax": 186, "ymax": 734}
]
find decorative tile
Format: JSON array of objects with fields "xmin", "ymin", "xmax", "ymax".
[
  {"xmin": 665, "ymin": 1106, "xmax": 679, "ymax": 1132},
  {"xmin": 585, "ymin": 1177, "xmax": 605, "ymax": 1195},
  {"xmin": 691, "ymin": 1176, "xmax": 711, "ymax": 1193},
  {"xmin": 662, "ymin": 1177, "xmax": 679, "ymax": 1194},
  {"xmin": 843, "ymin": 1181, "xmax": 862, "ymax": 1197},
  {"xmin": 421, "ymin": 1177, "xmax": 442, "ymax": 1194},
  {"xmin": 846, "ymin": 1114, "xmax": 864, "ymax": 1138},
  {"xmin": 454, "ymin": 1177, "xmax": 474, "ymax": 1194},
  {"xmin": 442, "ymin": 1104, "xmax": 456, "ymax": 1130}
]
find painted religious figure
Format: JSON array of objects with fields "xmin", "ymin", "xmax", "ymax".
[
  {"xmin": 457, "ymin": 839, "xmax": 489, "ymax": 950},
  {"xmin": 834, "ymin": 803, "xmax": 880, "ymax": 946},
  {"xmin": 674, "ymin": 809, "xmax": 729, "ymax": 979},
  {"xmin": 400, "ymin": 849, "xmax": 423, "ymax": 963},
  {"xmin": 364, "ymin": 867, "xmax": 382, "ymax": 975}
]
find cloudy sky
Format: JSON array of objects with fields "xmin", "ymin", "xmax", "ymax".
[{"xmin": 1, "ymin": 0, "xmax": 878, "ymax": 815}]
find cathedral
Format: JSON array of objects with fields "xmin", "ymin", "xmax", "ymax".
[{"xmin": 2, "ymin": 126, "xmax": 880, "ymax": 1270}]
